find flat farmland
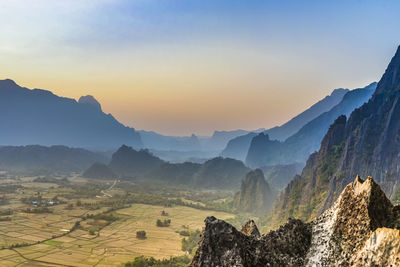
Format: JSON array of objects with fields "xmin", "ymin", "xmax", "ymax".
[
  {"xmin": 0, "ymin": 204, "xmax": 234, "ymax": 266},
  {"xmin": 0, "ymin": 205, "xmax": 110, "ymax": 249}
]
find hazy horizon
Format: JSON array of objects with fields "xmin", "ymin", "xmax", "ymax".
[{"xmin": 1, "ymin": 0, "xmax": 399, "ymax": 135}]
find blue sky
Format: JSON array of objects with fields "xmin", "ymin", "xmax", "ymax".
[{"xmin": 1, "ymin": 0, "xmax": 399, "ymax": 135}]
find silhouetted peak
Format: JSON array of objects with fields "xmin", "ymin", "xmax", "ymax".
[
  {"xmin": 330, "ymin": 88, "xmax": 349, "ymax": 97},
  {"xmin": 0, "ymin": 78, "xmax": 17, "ymax": 86},
  {"xmin": 257, "ymin": 132, "xmax": 270, "ymax": 140},
  {"xmin": 374, "ymin": 45, "xmax": 400, "ymax": 96},
  {"xmin": 78, "ymin": 95, "xmax": 102, "ymax": 112}
]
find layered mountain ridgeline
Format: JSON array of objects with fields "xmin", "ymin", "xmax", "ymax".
[
  {"xmin": 246, "ymin": 82, "xmax": 376, "ymax": 168},
  {"xmin": 269, "ymin": 47, "xmax": 400, "ymax": 227},
  {"xmin": 191, "ymin": 157, "xmax": 250, "ymax": 189},
  {"xmin": 191, "ymin": 176, "xmax": 400, "ymax": 266},
  {"xmin": 203, "ymin": 130, "xmax": 251, "ymax": 151},
  {"xmin": 0, "ymin": 79, "xmax": 143, "ymax": 150},
  {"xmin": 261, "ymin": 162, "xmax": 304, "ymax": 190},
  {"xmin": 149, "ymin": 149, "xmax": 219, "ymax": 164},
  {"xmin": 266, "ymin": 88, "xmax": 349, "ymax": 141},
  {"xmin": 0, "ymin": 145, "xmax": 107, "ymax": 175},
  {"xmin": 233, "ymin": 169, "xmax": 276, "ymax": 216},
  {"xmin": 84, "ymin": 145, "xmax": 250, "ymax": 189},
  {"xmin": 220, "ymin": 132, "xmax": 258, "ymax": 161},
  {"xmin": 108, "ymin": 145, "xmax": 164, "ymax": 177},
  {"xmin": 220, "ymin": 88, "xmax": 349, "ymax": 161},
  {"xmin": 82, "ymin": 163, "xmax": 116, "ymax": 179},
  {"xmin": 138, "ymin": 131, "xmax": 202, "ymax": 151}
]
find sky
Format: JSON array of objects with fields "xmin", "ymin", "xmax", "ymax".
[{"xmin": 1, "ymin": 0, "xmax": 399, "ymax": 136}]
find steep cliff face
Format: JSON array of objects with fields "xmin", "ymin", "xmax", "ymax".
[
  {"xmin": 271, "ymin": 46, "xmax": 400, "ymax": 226},
  {"xmin": 233, "ymin": 169, "xmax": 276, "ymax": 216},
  {"xmin": 191, "ymin": 176, "xmax": 400, "ymax": 267}
]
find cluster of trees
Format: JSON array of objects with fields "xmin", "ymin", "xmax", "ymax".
[
  {"xmin": 181, "ymin": 229, "xmax": 201, "ymax": 254},
  {"xmin": 33, "ymin": 176, "xmax": 69, "ymax": 184},
  {"xmin": 124, "ymin": 255, "xmax": 190, "ymax": 267},
  {"xmin": 136, "ymin": 230, "xmax": 146, "ymax": 239},
  {"xmin": 156, "ymin": 219, "xmax": 171, "ymax": 227},
  {"xmin": 0, "ymin": 216, "xmax": 11, "ymax": 221},
  {"xmin": 24, "ymin": 207, "xmax": 52, "ymax": 213}
]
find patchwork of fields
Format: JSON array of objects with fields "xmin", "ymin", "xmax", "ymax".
[{"xmin": 0, "ymin": 204, "xmax": 233, "ymax": 266}]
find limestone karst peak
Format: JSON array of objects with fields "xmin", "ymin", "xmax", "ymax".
[{"xmin": 241, "ymin": 220, "xmax": 260, "ymax": 237}]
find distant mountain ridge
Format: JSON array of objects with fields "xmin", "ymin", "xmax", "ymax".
[
  {"xmin": 266, "ymin": 88, "xmax": 349, "ymax": 141},
  {"xmin": 138, "ymin": 131, "xmax": 202, "ymax": 151},
  {"xmin": 269, "ymin": 46, "xmax": 400, "ymax": 227},
  {"xmin": 85, "ymin": 145, "xmax": 250, "ymax": 189},
  {"xmin": 0, "ymin": 145, "xmax": 107, "ymax": 175},
  {"xmin": 0, "ymin": 79, "xmax": 143, "ymax": 150},
  {"xmin": 220, "ymin": 87, "xmax": 350, "ymax": 161},
  {"xmin": 245, "ymin": 82, "xmax": 377, "ymax": 168}
]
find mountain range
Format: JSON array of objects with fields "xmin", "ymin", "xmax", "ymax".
[
  {"xmin": 245, "ymin": 82, "xmax": 377, "ymax": 168},
  {"xmin": 269, "ymin": 46, "xmax": 400, "ymax": 227},
  {"xmin": 220, "ymin": 86, "xmax": 369, "ymax": 162},
  {"xmin": 0, "ymin": 79, "xmax": 143, "ymax": 150},
  {"xmin": 0, "ymin": 145, "xmax": 107, "ymax": 175},
  {"xmin": 84, "ymin": 145, "xmax": 251, "ymax": 189}
]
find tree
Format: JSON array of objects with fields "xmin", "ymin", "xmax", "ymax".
[
  {"xmin": 161, "ymin": 210, "xmax": 169, "ymax": 216},
  {"xmin": 136, "ymin": 230, "xmax": 146, "ymax": 239},
  {"xmin": 156, "ymin": 219, "xmax": 171, "ymax": 227}
]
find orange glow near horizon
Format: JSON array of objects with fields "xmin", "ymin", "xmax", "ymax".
[{"xmin": 0, "ymin": 1, "xmax": 395, "ymax": 136}]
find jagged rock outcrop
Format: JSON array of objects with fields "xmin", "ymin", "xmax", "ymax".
[
  {"xmin": 233, "ymin": 169, "xmax": 276, "ymax": 216},
  {"xmin": 190, "ymin": 216, "xmax": 312, "ymax": 267},
  {"xmin": 270, "ymin": 46, "xmax": 400, "ymax": 227},
  {"xmin": 191, "ymin": 176, "xmax": 400, "ymax": 267},
  {"xmin": 241, "ymin": 220, "xmax": 260, "ymax": 237}
]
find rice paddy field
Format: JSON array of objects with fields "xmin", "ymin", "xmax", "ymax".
[
  {"xmin": 0, "ymin": 204, "xmax": 233, "ymax": 266},
  {"xmin": 0, "ymin": 177, "xmax": 235, "ymax": 266}
]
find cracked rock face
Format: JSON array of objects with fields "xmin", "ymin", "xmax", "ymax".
[{"xmin": 191, "ymin": 176, "xmax": 400, "ymax": 267}]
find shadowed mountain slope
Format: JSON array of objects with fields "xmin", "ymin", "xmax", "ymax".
[
  {"xmin": 270, "ymin": 46, "xmax": 400, "ymax": 227},
  {"xmin": 233, "ymin": 169, "xmax": 276, "ymax": 215},
  {"xmin": 246, "ymin": 82, "xmax": 376, "ymax": 168},
  {"xmin": 0, "ymin": 145, "xmax": 107, "ymax": 175},
  {"xmin": 220, "ymin": 88, "xmax": 349, "ymax": 161},
  {"xmin": 0, "ymin": 79, "xmax": 143, "ymax": 150}
]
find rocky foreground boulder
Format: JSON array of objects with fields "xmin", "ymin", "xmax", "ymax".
[{"xmin": 191, "ymin": 176, "xmax": 400, "ymax": 266}]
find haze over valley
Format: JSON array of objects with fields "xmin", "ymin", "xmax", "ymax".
[{"xmin": 1, "ymin": 1, "xmax": 400, "ymax": 266}]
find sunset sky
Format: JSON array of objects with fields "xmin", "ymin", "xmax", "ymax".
[{"xmin": 1, "ymin": 0, "xmax": 399, "ymax": 136}]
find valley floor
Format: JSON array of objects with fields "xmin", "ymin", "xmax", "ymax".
[{"xmin": 0, "ymin": 176, "xmax": 234, "ymax": 266}]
